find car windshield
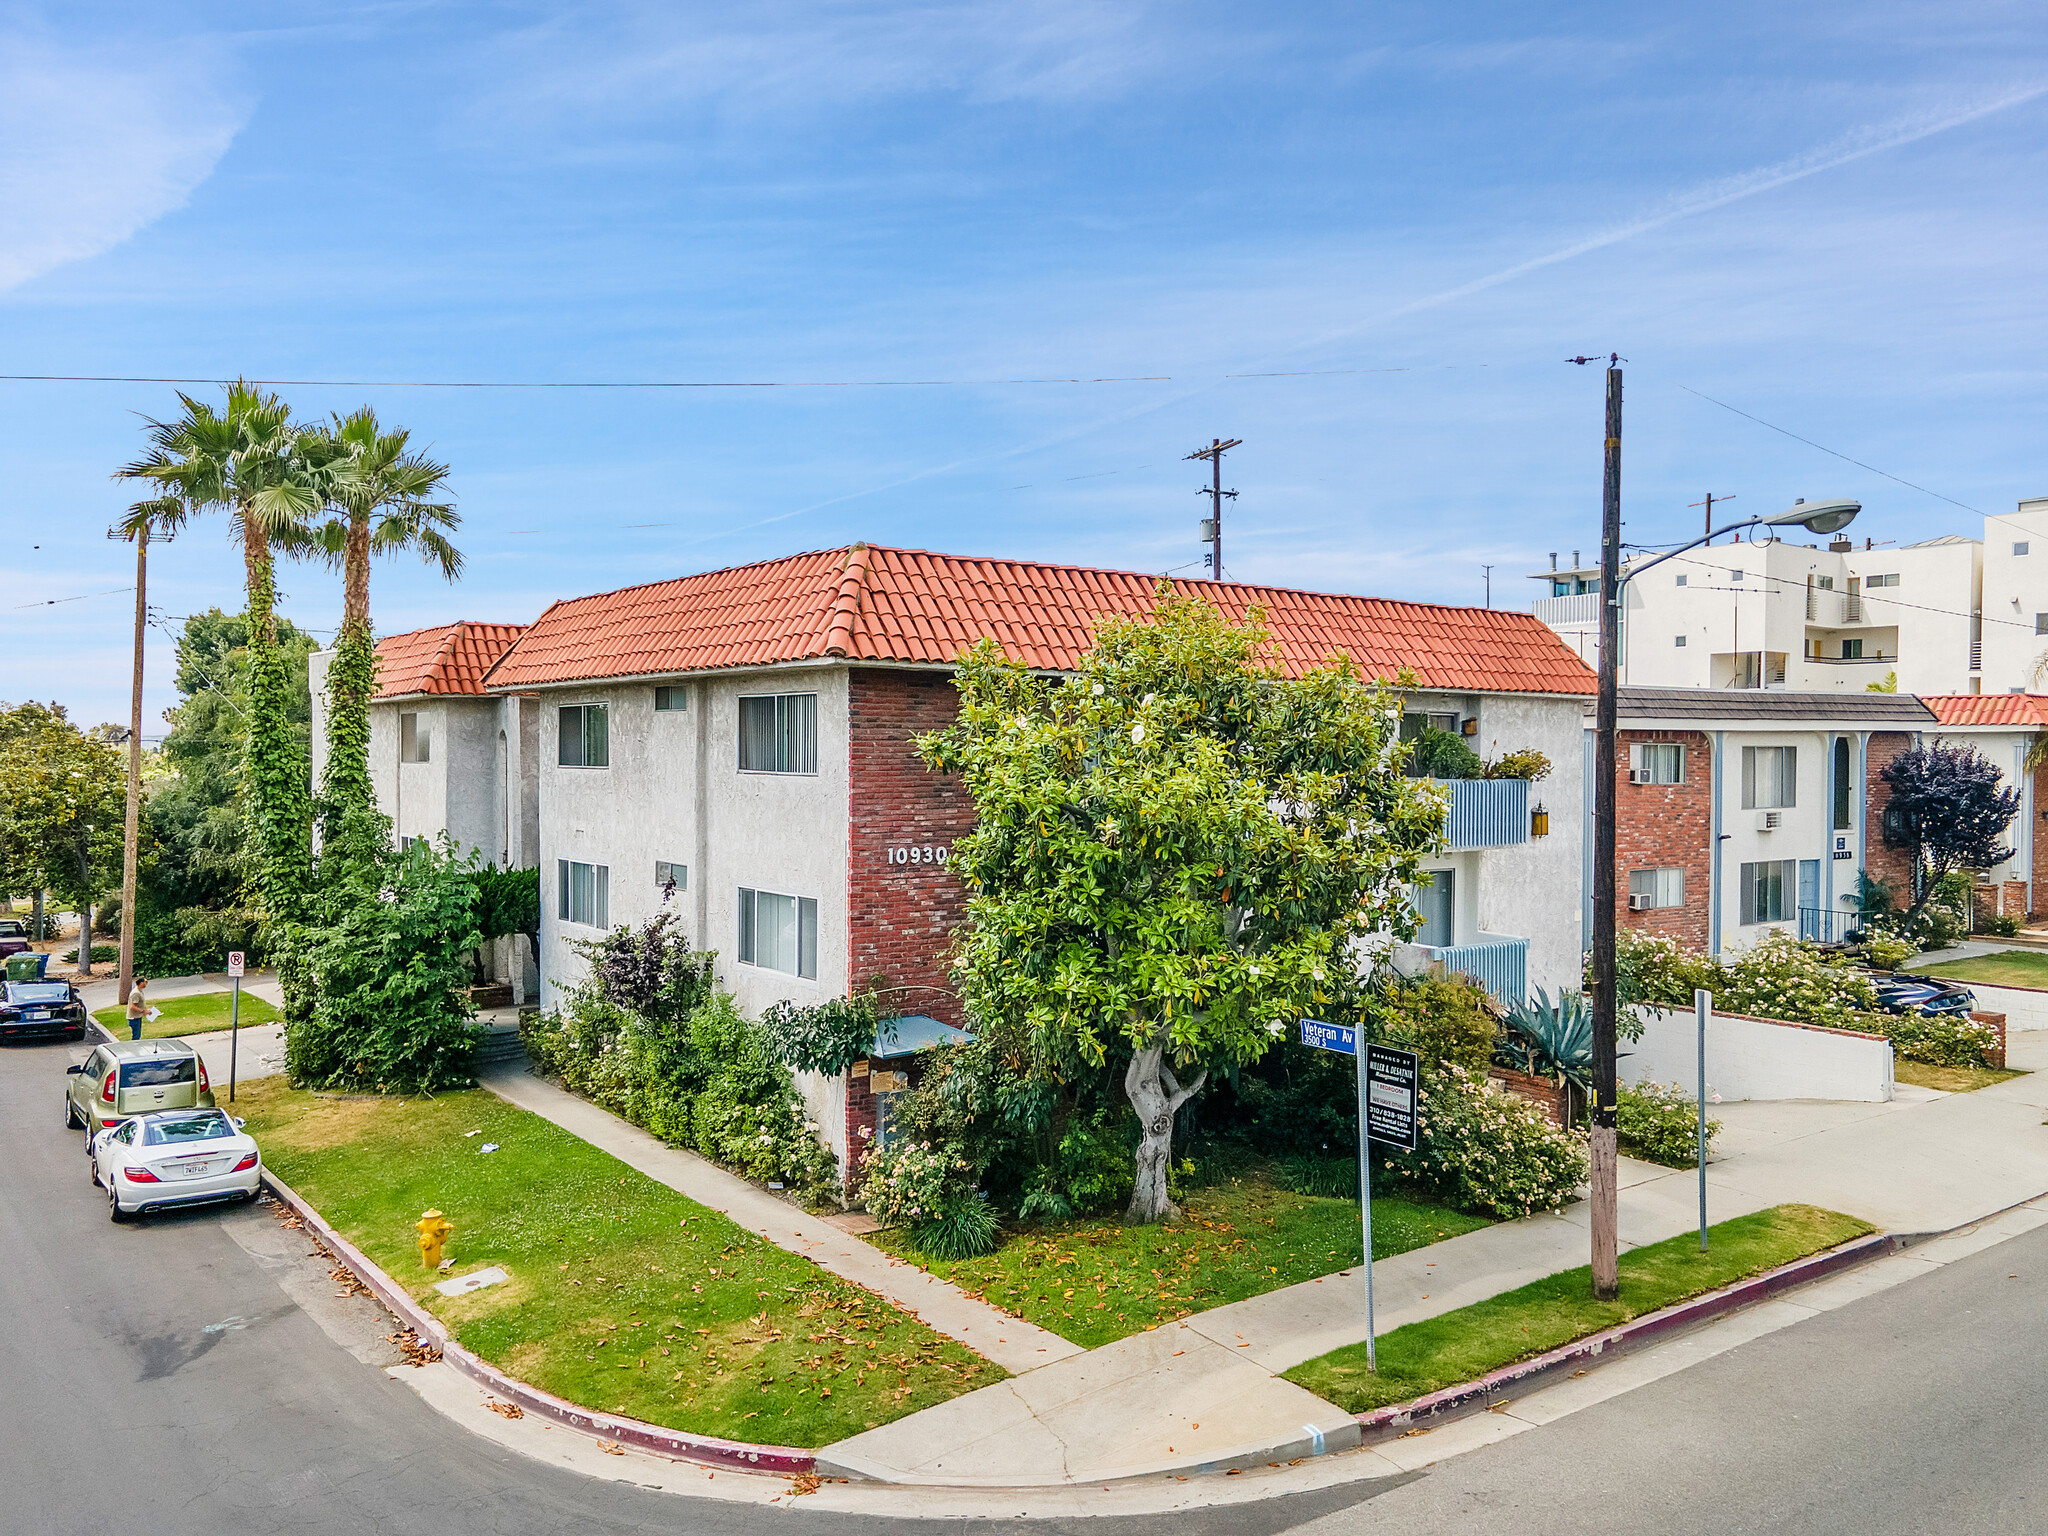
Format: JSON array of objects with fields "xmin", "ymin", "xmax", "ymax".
[
  {"xmin": 120, "ymin": 1057, "xmax": 197, "ymax": 1088},
  {"xmin": 142, "ymin": 1112, "xmax": 234, "ymax": 1145},
  {"xmin": 5, "ymin": 983, "xmax": 70, "ymax": 1005}
]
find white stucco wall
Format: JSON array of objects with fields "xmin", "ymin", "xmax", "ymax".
[
  {"xmin": 1467, "ymin": 691, "xmax": 1586, "ymax": 995},
  {"xmin": 1975, "ymin": 499, "xmax": 2048, "ymax": 694},
  {"xmin": 1939, "ymin": 978, "xmax": 2048, "ymax": 1031},
  {"xmin": 1626, "ymin": 1005, "xmax": 1894, "ymax": 1103}
]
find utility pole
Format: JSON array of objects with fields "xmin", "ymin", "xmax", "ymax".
[
  {"xmin": 1590, "ymin": 353, "xmax": 1622, "ymax": 1302},
  {"xmin": 113, "ymin": 521, "xmax": 159, "ymax": 1005},
  {"xmin": 1186, "ymin": 438, "xmax": 1241, "ymax": 579},
  {"xmin": 1689, "ymin": 492, "xmax": 1735, "ymax": 546},
  {"xmin": 1482, "ymin": 565, "xmax": 1494, "ymax": 608}
]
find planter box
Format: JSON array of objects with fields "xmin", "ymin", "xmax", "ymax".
[
  {"xmin": 1488, "ymin": 1066, "xmax": 1569, "ymax": 1127},
  {"xmin": 467, "ymin": 983, "xmax": 514, "ymax": 1009}
]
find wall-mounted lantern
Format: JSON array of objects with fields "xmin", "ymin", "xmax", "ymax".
[{"xmin": 1531, "ymin": 803, "xmax": 1550, "ymax": 838}]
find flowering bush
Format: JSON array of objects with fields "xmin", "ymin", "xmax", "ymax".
[
  {"xmin": 1383, "ymin": 1064, "xmax": 1587, "ymax": 1218},
  {"xmin": 1866, "ymin": 1011, "xmax": 1999, "ymax": 1068},
  {"xmin": 1715, "ymin": 932, "xmax": 1878, "ymax": 1027},
  {"xmin": 1860, "ymin": 933, "xmax": 1914, "ymax": 971},
  {"xmin": 1618, "ymin": 1081, "xmax": 1720, "ymax": 1168},
  {"xmin": 861, "ymin": 1136, "xmax": 1000, "ymax": 1259}
]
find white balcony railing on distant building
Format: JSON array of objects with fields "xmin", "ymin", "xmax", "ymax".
[{"xmin": 1534, "ymin": 592, "xmax": 1601, "ymax": 627}]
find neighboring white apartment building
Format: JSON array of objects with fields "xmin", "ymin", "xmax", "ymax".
[
  {"xmin": 1533, "ymin": 496, "xmax": 2048, "ymax": 697},
  {"xmin": 326, "ymin": 544, "xmax": 1592, "ymax": 1174},
  {"xmin": 1918, "ymin": 694, "xmax": 2048, "ymax": 917},
  {"xmin": 310, "ymin": 621, "xmax": 540, "ymax": 998}
]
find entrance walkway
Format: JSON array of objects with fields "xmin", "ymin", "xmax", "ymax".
[{"xmin": 477, "ymin": 1066, "xmax": 1082, "ymax": 1376}]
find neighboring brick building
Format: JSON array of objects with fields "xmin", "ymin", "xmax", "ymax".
[{"xmin": 1596, "ymin": 688, "xmax": 1937, "ymax": 955}]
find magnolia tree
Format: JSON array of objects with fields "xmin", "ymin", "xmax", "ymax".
[{"xmin": 921, "ymin": 594, "xmax": 1444, "ymax": 1224}]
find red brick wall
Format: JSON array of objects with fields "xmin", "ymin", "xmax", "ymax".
[
  {"xmin": 1864, "ymin": 732, "xmax": 1916, "ymax": 899},
  {"xmin": 1615, "ymin": 730, "xmax": 1713, "ymax": 952},
  {"xmin": 2032, "ymin": 766, "xmax": 2048, "ymax": 918}
]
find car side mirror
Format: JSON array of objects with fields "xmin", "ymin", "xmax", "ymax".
[
  {"xmin": 65, "ymin": 1064, "xmax": 83, "ymax": 1075},
  {"xmin": 232, "ymin": 1117, "xmax": 246, "ymax": 1129}
]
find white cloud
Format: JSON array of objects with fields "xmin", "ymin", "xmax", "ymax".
[{"xmin": 0, "ymin": 35, "xmax": 247, "ymax": 292}]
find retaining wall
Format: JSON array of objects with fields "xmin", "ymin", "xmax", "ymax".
[
  {"xmin": 1625, "ymin": 1005, "xmax": 1894, "ymax": 1103},
  {"xmin": 1924, "ymin": 977, "xmax": 2048, "ymax": 1032}
]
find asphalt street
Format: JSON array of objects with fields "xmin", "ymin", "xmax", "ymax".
[{"xmin": 4, "ymin": 1034, "xmax": 2043, "ymax": 1535}]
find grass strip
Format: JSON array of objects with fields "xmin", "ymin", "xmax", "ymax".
[
  {"xmin": 1284, "ymin": 1203, "xmax": 1873, "ymax": 1414},
  {"xmin": 92, "ymin": 991, "xmax": 282, "ymax": 1038},
  {"xmin": 236, "ymin": 1078, "xmax": 1002, "ymax": 1447},
  {"xmin": 1894, "ymin": 1059, "xmax": 2027, "ymax": 1094},
  {"xmin": 1915, "ymin": 951, "xmax": 2048, "ymax": 988},
  {"xmin": 872, "ymin": 1175, "xmax": 1488, "ymax": 1350}
]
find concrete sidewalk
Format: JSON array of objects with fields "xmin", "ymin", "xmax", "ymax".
[
  {"xmin": 479, "ymin": 1066, "xmax": 1081, "ymax": 1376},
  {"xmin": 821, "ymin": 1034, "xmax": 2048, "ymax": 1486}
]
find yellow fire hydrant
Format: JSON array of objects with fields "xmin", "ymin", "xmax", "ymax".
[{"xmin": 417, "ymin": 1209, "xmax": 454, "ymax": 1270}]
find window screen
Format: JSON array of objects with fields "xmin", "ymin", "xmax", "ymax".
[
  {"xmin": 557, "ymin": 859, "xmax": 610, "ymax": 927},
  {"xmin": 654, "ymin": 686, "xmax": 688, "ymax": 711},
  {"xmin": 1631, "ymin": 743, "xmax": 1684, "ymax": 784},
  {"xmin": 738, "ymin": 694, "xmax": 818, "ymax": 774},
  {"xmin": 1628, "ymin": 868, "xmax": 1684, "ymax": 908},
  {"xmin": 736, "ymin": 887, "xmax": 818, "ymax": 978},
  {"xmin": 557, "ymin": 705, "xmax": 610, "ymax": 767},
  {"xmin": 1741, "ymin": 746, "xmax": 1796, "ymax": 809}
]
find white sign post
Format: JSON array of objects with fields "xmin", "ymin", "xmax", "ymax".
[{"xmin": 226, "ymin": 951, "xmax": 245, "ymax": 1103}]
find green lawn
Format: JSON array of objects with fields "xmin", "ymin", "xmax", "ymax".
[
  {"xmin": 1915, "ymin": 951, "xmax": 2048, "ymax": 988},
  {"xmin": 235, "ymin": 1078, "xmax": 1003, "ymax": 1447},
  {"xmin": 1894, "ymin": 1059, "xmax": 2027, "ymax": 1094},
  {"xmin": 1285, "ymin": 1204, "xmax": 1873, "ymax": 1414},
  {"xmin": 871, "ymin": 1173, "xmax": 1490, "ymax": 1350},
  {"xmin": 92, "ymin": 991, "xmax": 281, "ymax": 1039}
]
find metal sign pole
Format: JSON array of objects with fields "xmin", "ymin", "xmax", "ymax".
[
  {"xmin": 1354, "ymin": 1026, "xmax": 1377, "ymax": 1373},
  {"xmin": 1696, "ymin": 987, "xmax": 1710, "ymax": 1251},
  {"xmin": 227, "ymin": 950, "xmax": 245, "ymax": 1105}
]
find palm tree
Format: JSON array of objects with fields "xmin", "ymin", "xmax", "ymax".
[
  {"xmin": 306, "ymin": 408, "xmax": 462, "ymax": 863},
  {"xmin": 115, "ymin": 381, "xmax": 322, "ymax": 928}
]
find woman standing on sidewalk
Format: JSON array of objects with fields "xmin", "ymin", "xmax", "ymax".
[{"xmin": 125, "ymin": 977, "xmax": 149, "ymax": 1040}]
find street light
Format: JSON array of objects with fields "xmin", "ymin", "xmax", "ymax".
[{"xmin": 1588, "ymin": 493, "xmax": 1858, "ymax": 1296}]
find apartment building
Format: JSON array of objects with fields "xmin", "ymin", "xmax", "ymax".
[
  {"xmin": 1593, "ymin": 688, "xmax": 1936, "ymax": 955},
  {"xmin": 1919, "ymin": 694, "xmax": 2048, "ymax": 917},
  {"xmin": 1534, "ymin": 496, "xmax": 2048, "ymax": 697}
]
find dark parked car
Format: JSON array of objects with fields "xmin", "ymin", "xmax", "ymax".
[
  {"xmin": 0, "ymin": 920, "xmax": 30, "ymax": 961},
  {"xmin": 0, "ymin": 979, "xmax": 88, "ymax": 1042},
  {"xmin": 1870, "ymin": 974, "xmax": 1976, "ymax": 1020}
]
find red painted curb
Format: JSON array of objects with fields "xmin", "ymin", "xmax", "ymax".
[
  {"xmin": 1355, "ymin": 1230, "xmax": 1907, "ymax": 1443},
  {"xmin": 260, "ymin": 1170, "xmax": 816, "ymax": 1475}
]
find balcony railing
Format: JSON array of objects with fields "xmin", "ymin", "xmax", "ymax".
[
  {"xmin": 1533, "ymin": 592, "xmax": 1601, "ymax": 627},
  {"xmin": 1441, "ymin": 776, "xmax": 1530, "ymax": 850},
  {"xmin": 1797, "ymin": 905, "xmax": 1859, "ymax": 943},
  {"xmin": 1415, "ymin": 933, "xmax": 1529, "ymax": 1005}
]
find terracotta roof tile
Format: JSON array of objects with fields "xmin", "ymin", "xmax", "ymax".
[
  {"xmin": 1920, "ymin": 694, "xmax": 2048, "ymax": 728},
  {"xmin": 484, "ymin": 544, "xmax": 1596, "ymax": 696},
  {"xmin": 373, "ymin": 621, "xmax": 526, "ymax": 700}
]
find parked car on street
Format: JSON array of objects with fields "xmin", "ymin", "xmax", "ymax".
[
  {"xmin": 64, "ymin": 1039, "xmax": 216, "ymax": 1134},
  {"xmin": 1870, "ymin": 974, "xmax": 1977, "ymax": 1019},
  {"xmin": 0, "ymin": 979, "xmax": 87, "ymax": 1042},
  {"xmin": 0, "ymin": 920, "xmax": 31, "ymax": 960},
  {"xmin": 91, "ymin": 1108, "xmax": 259, "ymax": 1222}
]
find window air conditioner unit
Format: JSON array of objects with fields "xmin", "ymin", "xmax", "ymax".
[
  {"xmin": 1628, "ymin": 769, "xmax": 1652, "ymax": 784},
  {"xmin": 1757, "ymin": 811, "xmax": 1781, "ymax": 831},
  {"xmin": 1628, "ymin": 894, "xmax": 1652, "ymax": 911}
]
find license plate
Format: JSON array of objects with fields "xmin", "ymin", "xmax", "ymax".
[
  {"xmin": 24, "ymin": 1010, "xmax": 47, "ymax": 1020},
  {"xmin": 165, "ymin": 1160, "xmax": 219, "ymax": 1180}
]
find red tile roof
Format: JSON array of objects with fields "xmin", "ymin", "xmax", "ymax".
[
  {"xmin": 374, "ymin": 622, "xmax": 526, "ymax": 700},
  {"xmin": 484, "ymin": 545, "xmax": 1595, "ymax": 696},
  {"xmin": 1920, "ymin": 694, "xmax": 2048, "ymax": 728}
]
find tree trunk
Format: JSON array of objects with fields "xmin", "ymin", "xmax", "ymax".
[
  {"xmin": 76, "ymin": 900, "xmax": 92, "ymax": 978},
  {"xmin": 1123, "ymin": 1028, "xmax": 1208, "ymax": 1225}
]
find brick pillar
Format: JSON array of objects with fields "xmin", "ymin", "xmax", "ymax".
[{"xmin": 1970, "ymin": 1010, "xmax": 2008, "ymax": 1070}]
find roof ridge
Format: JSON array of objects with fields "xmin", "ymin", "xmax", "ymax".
[{"xmin": 822, "ymin": 543, "xmax": 872, "ymax": 658}]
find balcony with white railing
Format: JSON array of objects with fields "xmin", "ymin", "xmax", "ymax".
[
  {"xmin": 1439, "ymin": 776, "xmax": 1530, "ymax": 850},
  {"xmin": 1534, "ymin": 592, "xmax": 1601, "ymax": 628},
  {"xmin": 1397, "ymin": 932, "xmax": 1529, "ymax": 1005}
]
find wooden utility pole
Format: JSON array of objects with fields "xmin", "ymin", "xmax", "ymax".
[
  {"xmin": 1689, "ymin": 491, "xmax": 1735, "ymax": 546},
  {"xmin": 1186, "ymin": 438, "xmax": 1241, "ymax": 579},
  {"xmin": 1590, "ymin": 358, "xmax": 1622, "ymax": 1301},
  {"xmin": 117, "ymin": 526, "xmax": 149, "ymax": 1005}
]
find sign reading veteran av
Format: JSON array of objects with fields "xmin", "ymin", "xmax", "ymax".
[{"xmin": 1297, "ymin": 1021, "xmax": 1420, "ymax": 1155}]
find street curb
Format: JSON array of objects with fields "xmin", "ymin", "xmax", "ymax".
[
  {"xmin": 1354, "ymin": 1229, "xmax": 1913, "ymax": 1443},
  {"xmin": 258, "ymin": 1169, "xmax": 817, "ymax": 1477}
]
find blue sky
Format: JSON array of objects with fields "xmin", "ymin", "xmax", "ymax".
[{"xmin": 3, "ymin": 2, "xmax": 2044, "ymax": 728}]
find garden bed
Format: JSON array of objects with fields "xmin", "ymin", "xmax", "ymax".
[
  {"xmin": 1283, "ymin": 1203, "xmax": 1873, "ymax": 1414},
  {"xmin": 234, "ymin": 1078, "xmax": 1002, "ymax": 1447},
  {"xmin": 1894, "ymin": 1060, "xmax": 2027, "ymax": 1094},
  {"xmin": 92, "ymin": 990, "xmax": 281, "ymax": 1038},
  {"xmin": 869, "ymin": 1168, "xmax": 1488, "ymax": 1350}
]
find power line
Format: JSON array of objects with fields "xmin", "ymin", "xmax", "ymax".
[
  {"xmin": 0, "ymin": 367, "xmax": 1392, "ymax": 390},
  {"xmin": 9, "ymin": 585, "xmax": 133, "ymax": 610}
]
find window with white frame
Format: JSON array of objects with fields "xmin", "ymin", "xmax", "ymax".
[
  {"xmin": 737, "ymin": 887, "xmax": 817, "ymax": 978},
  {"xmin": 1739, "ymin": 859, "xmax": 1797, "ymax": 925},
  {"xmin": 1674, "ymin": 574, "xmax": 1686, "ymax": 586},
  {"xmin": 1674, "ymin": 634, "xmax": 1687, "ymax": 647},
  {"xmin": 1866, "ymin": 573, "xmax": 1899, "ymax": 588},
  {"xmin": 399, "ymin": 712, "xmax": 430, "ymax": 763},
  {"xmin": 655, "ymin": 860, "xmax": 687, "ymax": 894},
  {"xmin": 738, "ymin": 693, "xmax": 818, "ymax": 774},
  {"xmin": 1629, "ymin": 868, "xmax": 1684, "ymax": 909},
  {"xmin": 557, "ymin": 704, "xmax": 609, "ymax": 767},
  {"xmin": 1741, "ymin": 745, "xmax": 1796, "ymax": 809},
  {"xmin": 557, "ymin": 859, "xmax": 609, "ymax": 927},
  {"xmin": 2016, "ymin": 542, "xmax": 2030, "ymax": 556},
  {"xmin": 654, "ymin": 685, "xmax": 688, "ymax": 712},
  {"xmin": 1631, "ymin": 742, "xmax": 1685, "ymax": 784}
]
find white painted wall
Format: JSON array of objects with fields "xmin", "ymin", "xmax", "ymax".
[
  {"xmin": 1469, "ymin": 691, "xmax": 1585, "ymax": 995},
  {"xmin": 1626, "ymin": 1005, "xmax": 1894, "ymax": 1103},
  {"xmin": 1976, "ymin": 499, "xmax": 2048, "ymax": 694},
  {"xmin": 1934, "ymin": 977, "xmax": 2048, "ymax": 1032}
]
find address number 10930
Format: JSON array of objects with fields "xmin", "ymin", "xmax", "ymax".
[{"xmin": 888, "ymin": 844, "xmax": 950, "ymax": 866}]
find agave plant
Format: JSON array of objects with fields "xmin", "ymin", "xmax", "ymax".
[{"xmin": 1501, "ymin": 985, "xmax": 1594, "ymax": 1088}]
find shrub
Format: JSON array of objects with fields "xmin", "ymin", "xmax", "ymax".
[
  {"xmin": 1500, "ymin": 986, "xmax": 1592, "ymax": 1088},
  {"xmin": 1869, "ymin": 1011, "xmax": 1998, "ymax": 1068},
  {"xmin": 860, "ymin": 1136, "xmax": 999, "ymax": 1258},
  {"xmin": 1407, "ymin": 727, "xmax": 1483, "ymax": 780},
  {"xmin": 62, "ymin": 944, "xmax": 119, "ymax": 964},
  {"xmin": 1383, "ymin": 1064, "xmax": 1587, "ymax": 1218},
  {"xmin": 765, "ymin": 992, "xmax": 891, "ymax": 1078},
  {"xmin": 1717, "ymin": 932, "xmax": 1877, "ymax": 1027},
  {"xmin": 1275, "ymin": 1154, "xmax": 1359, "ymax": 1198},
  {"xmin": 1859, "ymin": 933, "xmax": 1913, "ymax": 971},
  {"xmin": 1980, "ymin": 911, "xmax": 2023, "ymax": 938},
  {"xmin": 1612, "ymin": 929, "xmax": 1716, "ymax": 1011},
  {"xmin": 1482, "ymin": 747, "xmax": 1552, "ymax": 781},
  {"xmin": 581, "ymin": 912, "xmax": 715, "ymax": 1025},
  {"xmin": 1382, "ymin": 975, "xmax": 1498, "ymax": 1073},
  {"xmin": 1016, "ymin": 1108, "xmax": 1133, "ymax": 1220},
  {"xmin": 1618, "ymin": 1081, "xmax": 1719, "ymax": 1168}
]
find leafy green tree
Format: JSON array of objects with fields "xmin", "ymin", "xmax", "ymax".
[
  {"xmin": 920, "ymin": 593, "xmax": 1443, "ymax": 1223},
  {"xmin": 0, "ymin": 703, "xmax": 126, "ymax": 974},
  {"xmin": 1879, "ymin": 742, "xmax": 2020, "ymax": 926},
  {"xmin": 307, "ymin": 408, "xmax": 461, "ymax": 866}
]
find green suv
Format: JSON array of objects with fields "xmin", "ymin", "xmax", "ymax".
[{"xmin": 64, "ymin": 1039, "xmax": 216, "ymax": 1133}]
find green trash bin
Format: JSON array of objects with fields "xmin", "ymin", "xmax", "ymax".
[{"xmin": 5, "ymin": 952, "xmax": 49, "ymax": 981}]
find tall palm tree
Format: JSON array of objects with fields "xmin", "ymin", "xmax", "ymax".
[
  {"xmin": 116, "ymin": 381, "xmax": 323, "ymax": 928},
  {"xmin": 306, "ymin": 408, "xmax": 462, "ymax": 863}
]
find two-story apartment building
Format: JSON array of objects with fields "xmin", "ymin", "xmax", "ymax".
[
  {"xmin": 443, "ymin": 542, "xmax": 1593, "ymax": 1173},
  {"xmin": 1919, "ymin": 693, "xmax": 2048, "ymax": 918},
  {"xmin": 1596, "ymin": 688, "xmax": 1937, "ymax": 954}
]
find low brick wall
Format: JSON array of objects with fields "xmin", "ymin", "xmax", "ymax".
[{"xmin": 1488, "ymin": 1066, "xmax": 1569, "ymax": 1127}]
